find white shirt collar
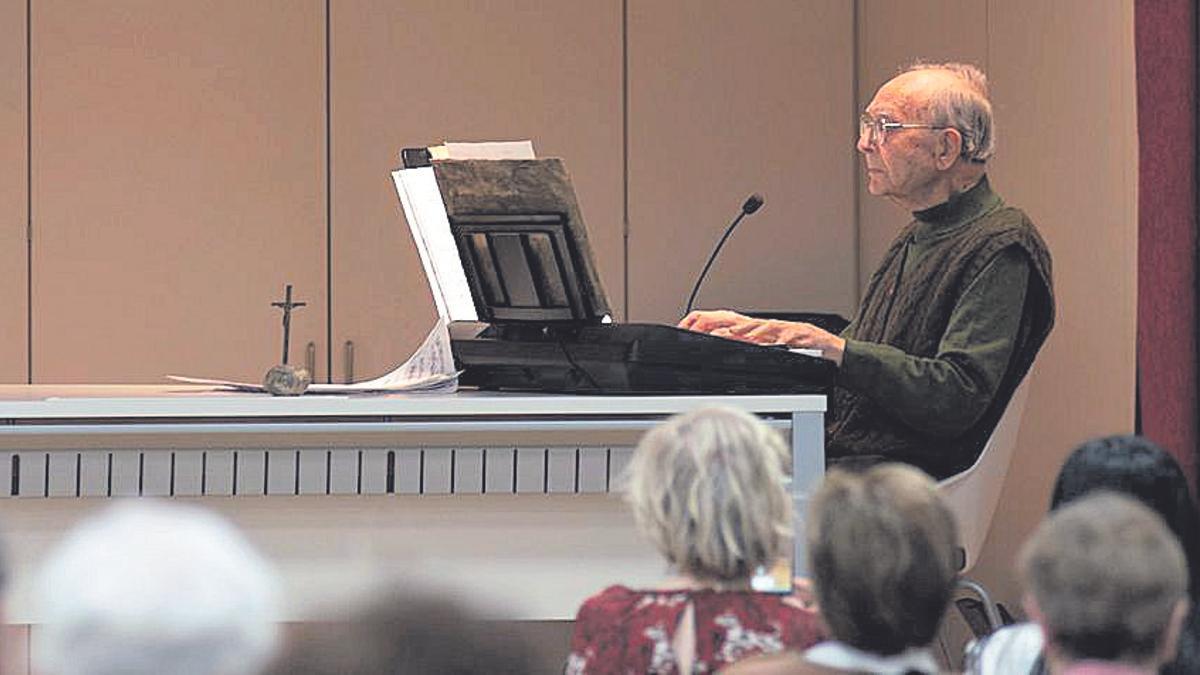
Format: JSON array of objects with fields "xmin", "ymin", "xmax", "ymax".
[{"xmin": 805, "ymin": 640, "xmax": 939, "ymax": 674}]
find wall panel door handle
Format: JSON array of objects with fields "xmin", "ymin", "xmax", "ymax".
[
  {"xmin": 305, "ymin": 342, "xmax": 316, "ymax": 380},
  {"xmin": 343, "ymin": 341, "xmax": 354, "ymax": 384}
]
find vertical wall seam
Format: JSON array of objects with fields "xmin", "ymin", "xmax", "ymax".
[
  {"xmin": 621, "ymin": 0, "xmax": 630, "ymax": 321},
  {"xmin": 325, "ymin": 0, "xmax": 333, "ymax": 382},
  {"xmin": 851, "ymin": 0, "xmax": 862, "ymax": 309},
  {"xmin": 26, "ymin": 0, "xmax": 32, "ymax": 384},
  {"xmin": 985, "ymin": 0, "xmax": 991, "ymax": 73}
]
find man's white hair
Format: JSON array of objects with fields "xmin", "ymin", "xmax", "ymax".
[
  {"xmin": 904, "ymin": 61, "xmax": 996, "ymax": 163},
  {"xmin": 34, "ymin": 502, "xmax": 281, "ymax": 675}
]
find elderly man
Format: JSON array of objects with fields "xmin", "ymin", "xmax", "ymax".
[
  {"xmin": 682, "ymin": 63, "xmax": 1054, "ymax": 478},
  {"xmin": 1020, "ymin": 492, "xmax": 1191, "ymax": 675}
]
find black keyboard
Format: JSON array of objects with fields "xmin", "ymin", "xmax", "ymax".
[{"xmin": 450, "ymin": 321, "xmax": 835, "ymax": 395}]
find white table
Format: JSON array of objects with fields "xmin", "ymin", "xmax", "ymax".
[{"xmin": 0, "ymin": 386, "xmax": 824, "ymax": 622}]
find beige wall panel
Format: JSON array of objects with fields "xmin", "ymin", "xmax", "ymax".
[
  {"xmin": 627, "ymin": 1, "xmax": 856, "ymax": 322},
  {"xmin": 856, "ymin": 0, "xmax": 987, "ymax": 294},
  {"xmin": 330, "ymin": 0, "xmax": 622, "ymax": 382},
  {"xmin": 972, "ymin": 0, "xmax": 1138, "ymax": 609},
  {"xmin": 32, "ymin": 1, "xmax": 326, "ymax": 383},
  {"xmin": 0, "ymin": 0, "xmax": 26, "ymax": 384}
]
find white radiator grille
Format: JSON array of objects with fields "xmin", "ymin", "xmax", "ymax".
[{"xmin": 0, "ymin": 446, "xmax": 636, "ymax": 498}]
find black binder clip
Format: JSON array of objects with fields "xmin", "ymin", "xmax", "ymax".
[{"xmin": 401, "ymin": 147, "xmax": 432, "ymax": 168}]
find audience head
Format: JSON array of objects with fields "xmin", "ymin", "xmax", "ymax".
[
  {"xmin": 627, "ymin": 406, "xmax": 791, "ymax": 585},
  {"xmin": 807, "ymin": 464, "xmax": 958, "ymax": 655},
  {"xmin": 1051, "ymin": 434, "xmax": 1200, "ymax": 598},
  {"xmin": 265, "ymin": 588, "xmax": 546, "ymax": 675},
  {"xmin": 34, "ymin": 501, "xmax": 282, "ymax": 675},
  {"xmin": 1020, "ymin": 492, "xmax": 1190, "ymax": 669}
]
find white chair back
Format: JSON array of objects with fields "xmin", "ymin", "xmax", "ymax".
[{"xmin": 938, "ymin": 375, "xmax": 1032, "ymax": 574}]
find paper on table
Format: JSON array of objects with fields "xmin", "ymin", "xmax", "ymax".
[
  {"xmin": 393, "ymin": 167, "xmax": 478, "ymax": 322},
  {"xmin": 167, "ymin": 321, "xmax": 459, "ymax": 394},
  {"xmin": 310, "ymin": 318, "xmax": 457, "ymax": 392}
]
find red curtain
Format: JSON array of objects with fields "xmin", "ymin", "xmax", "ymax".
[{"xmin": 1136, "ymin": 0, "xmax": 1198, "ymax": 485}]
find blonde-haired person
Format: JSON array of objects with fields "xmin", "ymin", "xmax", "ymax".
[
  {"xmin": 566, "ymin": 407, "xmax": 824, "ymax": 674},
  {"xmin": 726, "ymin": 464, "xmax": 959, "ymax": 675}
]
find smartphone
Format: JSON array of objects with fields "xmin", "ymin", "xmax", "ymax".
[{"xmin": 750, "ymin": 556, "xmax": 794, "ymax": 594}]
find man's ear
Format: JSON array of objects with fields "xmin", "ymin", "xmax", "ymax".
[
  {"xmin": 1157, "ymin": 598, "xmax": 1191, "ymax": 666},
  {"xmin": 1025, "ymin": 594, "xmax": 1070, "ymax": 669},
  {"xmin": 1023, "ymin": 595, "xmax": 1052, "ymax": 642},
  {"xmin": 936, "ymin": 128, "xmax": 964, "ymax": 170}
]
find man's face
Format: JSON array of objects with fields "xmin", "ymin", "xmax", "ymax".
[{"xmin": 856, "ymin": 76, "xmax": 941, "ymax": 205}]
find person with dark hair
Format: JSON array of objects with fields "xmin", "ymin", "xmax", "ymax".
[
  {"xmin": 966, "ymin": 435, "xmax": 1200, "ymax": 674},
  {"xmin": 264, "ymin": 589, "xmax": 549, "ymax": 675},
  {"xmin": 1051, "ymin": 435, "xmax": 1200, "ymax": 593}
]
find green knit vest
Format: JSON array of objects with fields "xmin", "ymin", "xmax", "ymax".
[{"xmin": 827, "ymin": 191, "xmax": 1055, "ymax": 479}]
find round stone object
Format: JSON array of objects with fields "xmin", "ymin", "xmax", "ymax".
[{"xmin": 263, "ymin": 364, "xmax": 311, "ymax": 396}]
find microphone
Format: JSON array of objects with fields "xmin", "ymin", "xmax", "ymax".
[{"xmin": 682, "ymin": 193, "xmax": 765, "ymax": 318}]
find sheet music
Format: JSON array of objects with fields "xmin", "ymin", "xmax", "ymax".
[
  {"xmin": 315, "ymin": 318, "xmax": 456, "ymax": 392},
  {"xmin": 392, "ymin": 167, "xmax": 478, "ymax": 322},
  {"xmin": 168, "ymin": 321, "xmax": 459, "ymax": 394}
]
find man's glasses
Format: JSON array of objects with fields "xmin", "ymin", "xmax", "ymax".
[{"xmin": 859, "ymin": 113, "xmax": 951, "ymax": 147}]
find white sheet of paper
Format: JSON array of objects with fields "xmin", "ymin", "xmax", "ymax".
[
  {"xmin": 443, "ymin": 140, "xmax": 535, "ymax": 160},
  {"xmin": 168, "ymin": 321, "xmax": 459, "ymax": 395},
  {"xmin": 392, "ymin": 167, "xmax": 478, "ymax": 322},
  {"xmin": 398, "ymin": 164, "xmax": 482, "ymax": 319}
]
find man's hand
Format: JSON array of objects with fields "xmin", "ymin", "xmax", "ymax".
[
  {"xmin": 735, "ymin": 319, "xmax": 846, "ymax": 365},
  {"xmin": 678, "ymin": 311, "xmax": 845, "ymax": 365},
  {"xmin": 678, "ymin": 310, "xmax": 760, "ymax": 337}
]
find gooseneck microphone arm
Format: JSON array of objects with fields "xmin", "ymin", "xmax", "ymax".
[{"xmin": 682, "ymin": 193, "xmax": 765, "ymax": 318}]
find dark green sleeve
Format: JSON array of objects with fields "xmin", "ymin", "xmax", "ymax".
[
  {"xmin": 839, "ymin": 312, "xmax": 858, "ymax": 339},
  {"xmin": 837, "ymin": 246, "xmax": 1030, "ymax": 437}
]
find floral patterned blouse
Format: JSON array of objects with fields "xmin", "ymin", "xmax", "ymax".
[{"xmin": 566, "ymin": 585, "xmax": 825, "ymax": 674}]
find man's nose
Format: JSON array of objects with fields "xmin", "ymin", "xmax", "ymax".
[{"xmin": 856, "ymin": 133, "xmax": 873, "ymax": 154}]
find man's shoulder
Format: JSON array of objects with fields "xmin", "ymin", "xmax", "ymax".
[
  {"xmin": 981, "ymin": 202, "xmax": 1039, "ymax": 235},
  {"xmin": 971, "ymin": 203, "xmax": 1051, "ymax": 265}
]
